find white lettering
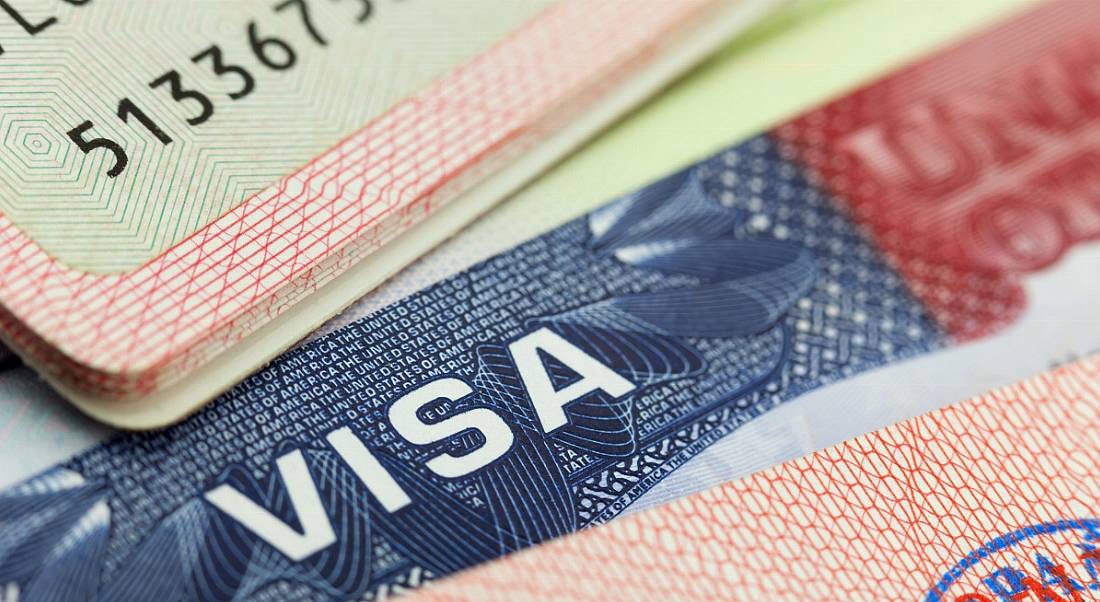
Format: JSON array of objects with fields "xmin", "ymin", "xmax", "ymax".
[
  {"xmin": 326, "ymin": 427, "xmax": 412, "ymax": 513},
  {"xmin": 509, "ymin": 327, "xmax": 636, "ymax": 433},
  {"xmin": 388, "ymin": 378, "xmax": 514, "ymax": 478},
  {"xmin": 204, "ymin": 451, "xmax": 335, "ymax": 561}
]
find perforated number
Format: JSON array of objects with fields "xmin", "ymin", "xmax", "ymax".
[
  {"xmin": 275, "ymin": 0, "xmax": 328, "ymax": 45},
  {"xmin": 67, "ymin": 121, "xmax": 127, "ymax": 178},
  {"xmin": 334, "ymin": 0, "xmax": 373, "ymax": 23},
  {"xmin": 149, "ymin": 71, "xmax": 215, "ymax": 126},
  {"xmin": 61, "ymin": 0, "xmax": 403, "ymax": 180},
  {"xmin": 248, "ymin": 21, "xmax": 297, "ymax": 70},
  {"xmin": 192, "ymin": 46, "xmax": 256, "ymax": 100},
  {"xmin": 117, "ymin": 99, "xmax": 173, "ymax": 145}
]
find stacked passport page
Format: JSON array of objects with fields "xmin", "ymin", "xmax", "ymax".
[
  {"xmin": 1, "ymin": 0, "xmax": 1099, "ymax": 601},
  {"xmin": 0, "ymin": 0, "xmax": 777, "ymax": 428}
]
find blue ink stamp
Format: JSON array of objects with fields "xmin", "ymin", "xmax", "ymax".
[{"xmin": 926, "ymin": 518, "xmax": 1100, "ymax": 602}]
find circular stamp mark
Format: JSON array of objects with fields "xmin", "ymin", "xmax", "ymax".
[{"xmin": 926, "ymin": 518, "xmax": 1100, "ymax": 602}]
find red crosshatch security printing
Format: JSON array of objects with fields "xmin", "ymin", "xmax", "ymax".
[
  {"xmin": 0, "ymin": 0, "xmax": 720, "ymax": 403},
  {"xmin": 409, "ymin": 355, "xmax": 1100, "ymax": 602}
]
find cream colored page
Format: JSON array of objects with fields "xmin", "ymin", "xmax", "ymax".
[{"xmin": 0, "ymin": 0, "xmax": 550, "ymax": 272}]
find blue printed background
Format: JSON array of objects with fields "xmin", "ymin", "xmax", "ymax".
[{"xmin": 0, "ymin": 135, "xmax": 945, "ymax": 601}]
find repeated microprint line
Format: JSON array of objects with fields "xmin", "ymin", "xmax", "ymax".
[
  {"xmin": 409, "ymin": 355, "xmax": 1100, "ymax": 602},
  {"xmin": 0, "ymin": 0, "xmax": 720, "ymax": 397}
]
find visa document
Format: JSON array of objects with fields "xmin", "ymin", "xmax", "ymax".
[
  {"xmin": 409, "ymin": 355, "xmax": 1100, "ymax": 602},
  {"xmin": 0, "ymin": 153, "xmax": 934, "ymax": 599},
  {"xmin": 3, "ymin": 1, "xmax": 1100, "ymax": 598}
]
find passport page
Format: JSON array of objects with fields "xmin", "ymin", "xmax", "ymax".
[{"xmin": 0, "ymin": 0, "xmax": 771, "ymax": 425}]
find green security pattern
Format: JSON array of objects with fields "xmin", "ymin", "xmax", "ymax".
[{"xmin": 0, "ymin": 0, "xmax": 549, "ymax": 273}]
